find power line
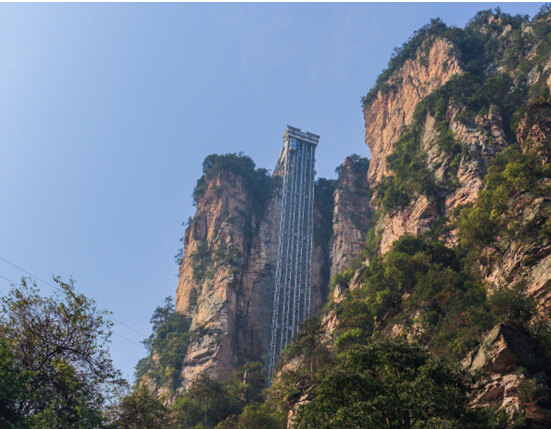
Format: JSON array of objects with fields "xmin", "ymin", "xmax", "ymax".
[
  {"xmin": 110, "ymin": 318, "xmax": 147, "ymax": 337},
  {"xmin": 0, "ymin": 256, "xmax": 52, "ymax": 286},
  {"xmin": 0, "ymin": 273, "xmax": 15, "ymax": 284},
  {"xmin": 112, "ymin": 332, "xmax": 144, "ymax": 348},
  {"xmin": 0, "ymin": 255, "xmax": 147, "ymax": 346}
]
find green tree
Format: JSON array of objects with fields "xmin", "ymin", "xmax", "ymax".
[
  {"xmin": 283, "ymin": 317, "xmax": 333, "ymax": 378},
  {"xmin": 235, "ymin": 403, "xmax": 286, "ymax": 429},
  {"xmin": 107, "ymin": 386, "xmax": 170, "ymax": 429},
  {"xmin": 0, "ymin": 338, "xmax": 33, "ymax": 427},
  {"xmin": 171, "ymin": 373, "xmax": 242, "ymax": 428},
  {"xmin": 135, "ymin": 297, "xmax": 193, "ymax": 389},
  {"xmin": 0, "ymin": 277, "xmax": 125, "ymax": 427},
  {"xmin": 334, "ymin": 298, "xmax": 374, "ymax": 352},
  {"xmin": 294, "ymin": 340, "xmax": 505, "ymax": 429}
]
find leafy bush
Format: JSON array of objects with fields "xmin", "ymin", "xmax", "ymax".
[
  {"xmin": 107, "ymin": 386, "xmax": 170, "ymax": 428},
  {"xmin": 335, "ymin": 236, "xmax": 490, "ymax": 359},
  {"xmin": 170, "ymin": 363, "xmax": 268, "ymax": 428},
  {"xmin": 192, "ymin": 153, "xmax": 272, "ymax": 215},
  {"xmin": 457, "ymin": 144, "xmax": 551, "ymax": 256},
  {"xmin": 136, "ymin": 297, "xmax": 193, "ymax": 389},
  {"xmin": 0, "ymin": 278, "xmax": 124, "ymax": 427},
  {"xmin": 294, "ymin": 340, "xmax": 508, "ymax": 429},
  {"xmin": 234, "ymin": 402, "xmax": 286, "ymax": 429}
]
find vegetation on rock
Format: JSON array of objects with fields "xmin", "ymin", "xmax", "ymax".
[
  {"xmin": 374, "ymin": 6, "xmax": 551, "ymax": 212},
  {"xmin": 192, "ymin": 153, "xmax": 272, "ymax": 211},
  {"xmin": 6, "ymin": 7, "xmax": 546, "ymax": 429},
  {"xmin": 294, "ymin": 341, "xmax": 509, "ymax": 429}
]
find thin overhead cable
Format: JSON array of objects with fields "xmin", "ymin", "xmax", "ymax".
[
  {"xmin": 0, "ymin": 255, "xmax": 147, "ymax": 346},
  {"xmin": 0, "ymin": 273, "xmax": 15, "ymax": 284},
  {"xmin": 112, "ymin": 332, "xmax": 145, "ymax": 348}
]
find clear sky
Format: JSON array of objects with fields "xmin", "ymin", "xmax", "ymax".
[{"xmin": 0, "ymin": 2, "xmax": 544, "ymax": 380}]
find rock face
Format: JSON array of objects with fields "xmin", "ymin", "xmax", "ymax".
[
  {"xmin": 516, "ymin": 103, "xmax": 551, "ymax": 165},
  {"xmin": 329, "ymin": 157, "xmax": 372, "ymax": 278},
  {"xmin": 481, "ymin": 104, "xmax": 551, "ymax": 308},
  {"xmin": 171, "ymin": 155, "xmax": 368, "ymax": 389},
  {"xmin": 168, "ymin": 148, "xmax": 374, "ymax": 391},
  {"xmin": 175, "ymin": 168, "xmax": 274, "ymax": 387},
  {"xmin": 366, "ymin": 62, "xmax": 512, "ymax": 253},
  {"xmin": 156, "ymin": 14, "xmax": 551, "ymax": 421},
  {"xmin": 362, "ymin": 36, "xmax": 470, "ymax": 253},
  {"xmin": 362, "ymin": 15, "xmax": 550, "ymax": 260},
  {"xmin": 464, "ymin": 323, "xmax": 551, "ymax": 425},
  {"xmin": 364, "ymin": 37, "xmax": 462, "ymax": 187}
]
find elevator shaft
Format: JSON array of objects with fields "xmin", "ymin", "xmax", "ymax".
[{"xmin": 267, "ymin": 126, "xmax": 318, "ymax": 380}]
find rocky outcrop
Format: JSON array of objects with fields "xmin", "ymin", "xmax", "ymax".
[
  {"xmin": 362, "ymin": 36, "xmax": 489, "ymax": 253},
  {"xmin": 482, "ymin": 191, "xmax": 551, "ymax": 308},
  {"xmin": 364, "ymin": 37, "xmax": 462, "ymax": 187},
  {"xmin": 175, "ymin": 169, "xmax": 268, "ymax": 387},
  {"xmin": 377, "ymin": 195, "xmax": 439, "ymax": 254},
  {"xmin": 482, "ymin": 104, "xmax": 551, "ymax": 308},
  {"xmin": 445, "ymin": 106, "xmax": 509, "ymax": 212},
  {"xmin": 363, "ymin": 13, "xmax": 551, "ymax": 260},
  {"xmin": 233, "ymin": 184, "xmax": 282, "ymax": 367},
  {"xmin": 373, "ymin": 102, "xmax": 510, "ymax": 253},
  {"xmin": 330, "ymin": 156, "xmax": 372, "ymax": 278},
  {"xmin": 286, "ymin": 388, "xmax": 315, "ymax": 429},
  {"xmin": 171, "ymin": 163, "xmax": 336, "ymax": 391},
  {"xmin": 516, "ymin": 102, "xmax": 551, "ymax": 164},
  {"xmin": 464, "ymin": 323, "xmax": 551, "ymax": 425}
]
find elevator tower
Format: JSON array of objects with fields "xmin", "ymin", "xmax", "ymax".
[{"xmin": 267, "ymin": 125, "xmax": 318, "ymax": 379}]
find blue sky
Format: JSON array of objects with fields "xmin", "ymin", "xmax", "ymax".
[{"xmin": 0, "ymin": 2, "xmax": 544, "ymax": 380}]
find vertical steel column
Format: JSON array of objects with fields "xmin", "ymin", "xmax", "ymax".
[{"xmin": 267, "ymin": 127, "xmax": 318, "ymax": 382}]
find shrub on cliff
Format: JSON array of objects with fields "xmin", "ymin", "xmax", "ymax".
[
  {"xmin": 192, "ymin": 153, "xmax": 272, "ymax": 211},
  {"xmin": 233, "ymin": 402, "xmax": 286, "ymax": 429},
  {"xmin": 135, "ymin": 297, "xmax": 193, "ymax": 389},
  {"xmin": 169, "ymin": 363, "xmax": 267, "ymax": 428},
  {"xmin": 293, "ymin": 340, "xmax": 508, "ymax": 429},
  {"xmin": 350, "ymin": 236, "xmax": 488, "ymax": 357},
  {"xmin": 107, "ymin": 386, "xmax": 170, "ymax": 428},
  {"xmin": 458, "ymin": 143, "xmax": 551, "ymax": 257}
]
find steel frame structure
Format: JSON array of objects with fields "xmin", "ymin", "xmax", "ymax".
[{"xmin": 267, "ymin": 126, "xmax": 318, "ymax": 380}]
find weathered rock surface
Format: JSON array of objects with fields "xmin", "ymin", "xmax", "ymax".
[
  {"xmin": 175, "ymin": 169, "xmax": 265, "ymax": 387},
  {"xmin": 377, "ymin": 195, "xmax": 439, "ymax": 254},
  {"xmin": 372, "ymin": 103, "xmax": 510, "ymax": 253},
  {"xmin": 464, "ymin": 323, "xmax": 551, "ymax": 425},
  {"xmin": 171, "ymin": 165, "xmax": 340, "ymax": 390},
  {"xmin": 481, "ymin": 105, "xmax": 551, "ymax": 309},
  {"xmin": 330, "ymin": 157, "xmax": 372, "ymax": 278},
  {"xmin": 517, "ymin": 102, "xmax": 551, "ymax": 164},
  {"xmin": 362, "ymin": 36, "xmax": 506, "ymax": 252},
  {"xmin": 364, "ymin": 37, "xmax": 462, "ymax": 187}
]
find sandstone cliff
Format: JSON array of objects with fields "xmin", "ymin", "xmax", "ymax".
[
  {"xmin": 463, "ymin": 323, "xmax": 551, "ymax": 425},
  {"xmin": 480, "ymin": 103, "xmax": 551, "ymax": 309},
  {"xmin": 364, "ymin": 36, "xmax": 463, "ymax": 187},
  {"xmin": 329, "ymin": 156, "xmax": 372, "ymax": 278},
  {"xmin": 174, "ymin": 166, "xmax": 270, "ymax": 387},
  {"xmin": 140, "ymin": 9, "xmax": 551, "ymax": 425},
  {"xmin": 314, "ymin": 10, "xmax": 551, "ymax": 423},
  {"xmin": 363, "ymin": 11, "xmax": 551, "ymax": 272}
]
